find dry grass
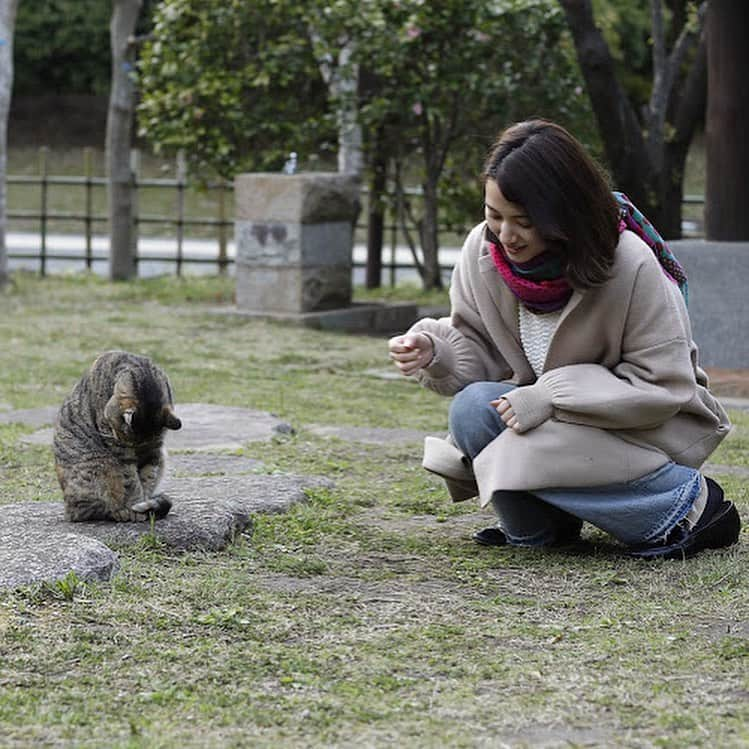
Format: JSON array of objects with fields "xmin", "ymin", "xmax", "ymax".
[{"xmin": 0, "ymin": 273, "xmax": 746, "ymax": 748}]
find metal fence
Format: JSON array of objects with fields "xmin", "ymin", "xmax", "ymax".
[
  {"xmin": 7, "ymin": 148, "xmax": 234, "ymax": 277},
  {"xmin": 6, "ymin": 147, "xmax": 706, "ymax": 282}
]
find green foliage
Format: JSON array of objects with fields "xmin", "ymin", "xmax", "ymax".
[
  {"xmin": 14, "ymin": 0, "xmax": 111, "ymax": 95},
  {"xmin": 137, "ymin": 0, "xmax": 336, "ymax": 177},
  {"xmin": 309, "ymin": 0, "xmax": 595, "ymax": 286},
  {"xmin": 48, "ymin": 571, "xmax": 85, "ymax": 602},
  {"xmin": 13, "ymin": 0, "xmax": 158, "ymax": 97},
  {"xmin": 592, "ymin": 0, "xmax": 653, "ymax": 106},
  {"xmin": 138, "ymin": 0, "xmax": 593, "ymax": 186}
]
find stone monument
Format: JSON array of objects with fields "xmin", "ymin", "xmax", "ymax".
[{"xmin": 234, "ymin": 172, "xmax": 360, "ymax": 314}]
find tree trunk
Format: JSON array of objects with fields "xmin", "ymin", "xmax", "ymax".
[
  {"xmin": 705, "ymin": 0, "xmax": 749, "ymax": 240},
  {"xmin": 106, "ymin": 0, "xmax": 142, "ymax": 281},
  {"xmin": 0, "ymin": 0, "xmax": 20, "ymax": 290},
  {"xmin": 659, "ymin": 38, "xmax": 708, "ymax": 238},
  {"xmin": 558, "ymin": 0, "xmax": 706, "ymax": 236},
  {"xmin": 365, "ymin": 126, "xmax": 387, "ymax": 288},
  {"xmin": 335, "ymin": 45, "xmax": 363, "ymax": 175},
  {"xmin": 311, "ymin": 34, "xmax": 363, "ymax": 177},
  {"xmin": 420, "ymin": 177, "xmax": 443, "ymax": 290},
  {"xmin": 557, "ymin": 0, "xmax": 653, "ymax": 214}
]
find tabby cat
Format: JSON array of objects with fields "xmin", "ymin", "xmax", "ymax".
[{"xmin": 53, "ymin": 351, "xmax": 182, "ymax": 522}]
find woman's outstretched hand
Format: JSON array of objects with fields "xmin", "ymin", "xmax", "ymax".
[
  {"xmin": 492, "ymin": 397, "xmax": 521, "ymax": 432},
  {"xmin": 388, "ymin": 333, "xmax": 434, "ymax": 376}
]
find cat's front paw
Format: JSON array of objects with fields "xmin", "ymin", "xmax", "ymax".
[{"xmin": 130, "ymin": 494, "xmax": 173, "ymax": 521}]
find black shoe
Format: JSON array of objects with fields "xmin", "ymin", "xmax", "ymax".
[
  {"xmin": 472, "ymin": 524, "xmax": 582, "ymax": 548},
  {"xmin": 627, "ymin": 478, "xmax": 741, "ymax": 560},
  {"xmin": 472, "ymin": 527, "xmax": 507, "ymax": 547}
]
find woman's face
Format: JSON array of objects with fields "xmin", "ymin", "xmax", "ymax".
[{"xmin": 484, "ymin": 179, "xmax": 546, "ymax": 263}]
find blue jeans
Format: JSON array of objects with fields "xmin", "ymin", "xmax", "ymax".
[{"xmin": 448, "ymin": 381, "xmax": 702, "ymax": 547}]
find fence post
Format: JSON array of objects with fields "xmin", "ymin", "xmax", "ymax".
[
  {"xmin": 217, "ymin": 179, "xmax": 227, "ymax": 275},
  {"xmin": 389, "ymin": 214, "xmax": 397, "ymax": 287},
  {"xmin": 38, "ymin": 147, "xmax": 49, "ymax": 277},
  {"xmin": 130, "ymin": 148, "xmax": 140, "ymax": 272},
  {"xmin": 175, "ymin": 149, "xmax": 186, "ymax": 277},
  {"xmin": 83, "ymin": 147, "xmax": 94, "ymax": 270}
]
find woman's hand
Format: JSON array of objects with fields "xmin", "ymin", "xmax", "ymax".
[
  {"xmin": 388, "ymin": 333, "xmax": 434, "ymax": 376},
  {"xmin": 491, "ymin": 397, "xmax": 521, "ymax": 432}
]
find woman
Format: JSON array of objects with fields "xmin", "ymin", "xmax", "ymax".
[{"xmin": 388, "ymin": 119, "xmax": 739, "ymax": 559}]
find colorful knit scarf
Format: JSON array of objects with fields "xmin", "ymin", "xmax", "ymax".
[
  {"xmin": 487, "ymin": 193, "xmax": 690, "ymax": 312},
  {"xmin": 614, "ymin": 192, "xmax": 689, "ymax": 303},
  {"xmin": 486, "ymin": 232, "xmax": 572, "ymax": 313}
]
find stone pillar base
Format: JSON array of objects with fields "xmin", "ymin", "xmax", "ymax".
[{"xmin": 234, "ymin": 173, "xmax": 360, "ymax": 314}]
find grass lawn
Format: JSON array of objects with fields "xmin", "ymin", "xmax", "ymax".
[{"xmin": 0, "ymin": 273, "xmax": 746, "ymax": 748}]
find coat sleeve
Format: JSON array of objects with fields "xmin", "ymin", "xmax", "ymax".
[
  {"xmin": 408, "ymin": 225, "xmax": 513, "ymax": 396},
  {"xmin": 503, "ymin": 257, "xmax": 698, "ymax": 432}
]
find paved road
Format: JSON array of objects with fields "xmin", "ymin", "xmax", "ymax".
[{"xmin": 6, "ymin": 231, "xmax": 460, "ymax": 285}]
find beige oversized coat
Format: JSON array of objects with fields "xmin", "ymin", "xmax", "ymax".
[{"xmin": 409, "ymin": 222, "xmax": 731, "ymax": 508}]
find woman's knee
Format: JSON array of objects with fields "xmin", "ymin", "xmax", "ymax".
[
  {"xmin": 449, "ymin": 382, "xmax": 513, "ymax": 457},
  {"xmin": 449, "ymin": 382, "xmax": 513, "ymax": 424}
]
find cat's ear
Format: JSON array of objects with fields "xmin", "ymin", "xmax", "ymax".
[{"xmin": 163, "ymin": 407, "xmax": 181, "ymax": 431}]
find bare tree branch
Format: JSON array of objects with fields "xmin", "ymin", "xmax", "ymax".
[
  {"xmin": 671, "ymin": 21, "xmax": 707, "ymax": 146},
  {"xmin": 647, "ymin": 0, "xmax": 668, "ymax": 168},
  {"xmin": 557, "ymin": 0, "xmax": 651, "ymax": 205},
  {"xmin": 393, "ymin": 159, "xmax": 424, "ymax": 278}
]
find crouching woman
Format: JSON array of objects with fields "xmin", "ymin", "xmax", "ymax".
[{"xmin": 388, "ymin": 119, "xmax": 739, "ymax": 559}]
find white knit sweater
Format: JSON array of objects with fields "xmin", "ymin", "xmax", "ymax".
[{"xmin": 518, "ymin": 305, "xmax": 564, "ymax": 377}]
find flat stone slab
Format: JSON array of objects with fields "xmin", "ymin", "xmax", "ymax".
[
  {"xmin": 168, "ymin": 452, "xmax": 265, "ymax": 476},
  {"xmin": 165, "ymin": 403, "xmax": 293, "ymax": 451},
  {"xmin": 18, "ymin": 403, "xmax": 293, "ymax": 450},
  {"xmin": 0, "ymin": 435, "xmax": 331, "ymax": 590}
]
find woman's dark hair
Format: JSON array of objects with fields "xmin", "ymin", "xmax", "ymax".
[{"xmin": 482, "ymin": 119, "xmax": 619, "ymax": 288}]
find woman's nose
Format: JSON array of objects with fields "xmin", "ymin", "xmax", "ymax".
[{"xmin": 499, "ymin": 223, "xmax": 514, "ymax": 245}]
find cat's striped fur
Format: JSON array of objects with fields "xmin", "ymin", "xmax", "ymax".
[{"xmin": 53, "ymin": 351, "xmax": 181, "ymax": 522}]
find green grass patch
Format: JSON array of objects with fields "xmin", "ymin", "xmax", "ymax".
[{"xmin": 0, "ymin": 273, "xmax": 746, "ymax": 748}]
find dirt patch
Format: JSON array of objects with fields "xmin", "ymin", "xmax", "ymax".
[{"xmin": 706, "ymin": 368, "xmax": 749, "ymax": 399}]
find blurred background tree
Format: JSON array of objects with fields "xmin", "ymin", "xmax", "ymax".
[
  {"xmin": 136, "ymin": 0, "xmax": 336, "ymax": 178},
  {"xmin": 5, "ymin": 0, "xmax": 728, "ymax": 290},
  {"xmin": 0, "ymin": 0, "xmax": 20, "ymax": 290},
  {"xmin": 14, "ymin": 0, "xmax": 111, "ymax": 95},
  {"xmin": 138, "ymin": 0, "xmax": 592, "ymax": 289},
  {"xmin": 561, "ymin": 0, "xmax": 707, "ymax": 237}
]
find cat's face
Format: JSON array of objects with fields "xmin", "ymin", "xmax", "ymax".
[{"xmin": 104, "ymin": 371, "xmax": 181, "ymax": 445}]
